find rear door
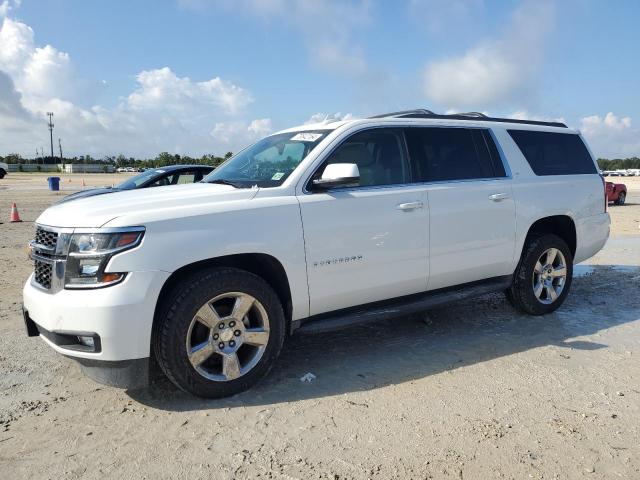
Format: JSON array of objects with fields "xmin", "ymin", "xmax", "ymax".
[{"xmin": 405, "ymin": 127, "xmax": 516, "ymax": 290}]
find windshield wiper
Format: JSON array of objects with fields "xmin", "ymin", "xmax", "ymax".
[{"xmin": 206, "ymin": 179, "xmax": 245, "ymax": 188}]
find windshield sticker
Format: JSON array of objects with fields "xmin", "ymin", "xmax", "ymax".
[
  {"xmin": 271, "ymin": 172, "xmax": 285, "ymax": 181},
  {"xmin": 291, "ymin": 132, "xmax": 323, "ymax": 142}
]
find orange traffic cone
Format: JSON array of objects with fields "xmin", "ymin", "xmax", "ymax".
[{"xmin": 10, "ymin": 203, "xmax": 22, "ymax": 222}]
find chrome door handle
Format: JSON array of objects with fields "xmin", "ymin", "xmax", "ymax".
[
  {"xmin": 397, "ymin": 201, "xmax": 423, "ymax": 211},
  {"xmin": 488, "ymin": 193, "xmax": 510, "ymax": 202}
]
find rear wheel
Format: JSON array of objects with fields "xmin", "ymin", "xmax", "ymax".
[
  {"xmin": 615, "ymin": 191, "xmax": 626, "ymax": 205},
  {"xmin": 154, "ymin": 268, "xmax": 285, "ymax": 398},
  {"xmin": 0, "ymin": 169, "xmax": 5, "ymax": 179},
  {"xmin": 506, "ymin": 234, "xmax": 573, "ymax": 315}
]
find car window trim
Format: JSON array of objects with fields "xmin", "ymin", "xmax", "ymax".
[
  {"xmin": 303, "ymin": 126, "xmax": 413, "ymax": 193},
  {"xmin": 402, "ymin": 125, "xmax": 513, "ymax": 184}
]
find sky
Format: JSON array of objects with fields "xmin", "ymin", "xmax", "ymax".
[{"xmin": 0, "ymin": 0, "xmax": 639, "ymax": 159}]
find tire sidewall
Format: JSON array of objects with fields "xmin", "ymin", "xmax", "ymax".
[{"xmin": 155, "ymin": 268, "xmax": 285, "ymax": 398}]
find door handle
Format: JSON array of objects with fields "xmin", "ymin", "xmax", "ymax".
[
  {"xmin": 397, "ymin": 201, "xmax": 424, "ymax": 211},
  {"xmin": 488, "ymin": 193, "xmax": 510, "ymax": 202}
]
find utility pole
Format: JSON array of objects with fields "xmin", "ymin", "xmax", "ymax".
[
  {"xmin": 47, "ymin": 112, "xmax": 54, "ymax": 161},
  {"xmin": 58, "ymin": 138, "xmax": 63, "ymax": 161}
]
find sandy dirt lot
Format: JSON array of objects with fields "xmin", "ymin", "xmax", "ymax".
[{"xmin": 1, "ymin": 173, "xmax": 639, "ymax": 479}]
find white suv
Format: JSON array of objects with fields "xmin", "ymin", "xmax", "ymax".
[{"xmin": 23, "ymin": 110, "xmax": 610, "ymax": 398}]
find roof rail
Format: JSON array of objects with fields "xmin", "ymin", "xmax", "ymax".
[
  {"xmin": 370, "ymin": 109, "xmax": 567, "ymax": 128},
  {"xmin": 456, "ymin": 112, "xmax": 488, "ymax": 118},
  {"xmin": 369, "ymin": 108, "xmax": 435, "ymax": 118}
]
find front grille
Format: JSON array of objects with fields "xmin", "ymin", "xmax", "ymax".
[
  {"xmin": 34, "ymin": 260, "xmax": 53, "ymax": 289},
  {"xmin": 35, "ymin": 227, "xmax": 58, "ymax": 249}
]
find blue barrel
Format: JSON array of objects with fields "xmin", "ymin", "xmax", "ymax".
[{"xmin": 47, "ymin": 176, "xmax": 60, "ymax": 191}]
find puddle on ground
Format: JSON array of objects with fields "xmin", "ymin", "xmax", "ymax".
[
  {"xmin": 573, "ymin": 264, "xmax": 640, "ymax": 278},
  {"xmin": 574, "ymin": 265, "xmax": 596, "ymax": 277}
]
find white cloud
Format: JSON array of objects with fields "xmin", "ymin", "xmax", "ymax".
[
  {"xmin": 304, "ymin": 112, "xmax": 355, "ymax": 125},
  {"xmin": 0, "ymin": 16, "xmax": 265, "ymax": 157},
  {"xmin": 127, "ymin": 67, "xmax": 251, "ymax": 115},
  {"xmin": 423, "ymin": 0, "xmax": 555, "ymax": 110},
  {"xmin": 579, "ymin": 112, "xmax": 639, "ymax": 158},
  {"xmin": 211, "ymin": 118, "xmax": 272, "ymax": 147},
  {"xmin": 180, "ymin": 0, "xmax": 371, "ymax": 77},
  {"xmin": 0, "ymin": 0, "xmax": 20, "ymax": 17}
]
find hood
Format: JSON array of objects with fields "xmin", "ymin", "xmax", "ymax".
[
  {"xmin": 37, "ymin": 182, "xmax": 259, "ymax": 228},
  {"xmin": 56, "ymin": 187, "xmax": 115, "ymax": 204}
]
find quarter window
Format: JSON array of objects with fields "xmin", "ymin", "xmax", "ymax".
[
  {"xmin": 318, "ymin": 129, "xmax": 409, "ymax": 187},
  {"xmin": 405, "ymin": 127, "xmax": 500, "ymax": 182},
  {"xmin": 507, "ymin": 130, "xmax": 597, "ymax": 176}
]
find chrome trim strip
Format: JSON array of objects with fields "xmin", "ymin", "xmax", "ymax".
[
  {"xmin": 64, "ymin": 273, "xmax": 127, "ymax": 290},
  {"xmin": 29, "ymin": 241, "xmax": 55, "ymax": 253},
  {"xmin": 301, "ymin": 124, "xmax": 513, "ymax": 195},
  {"xmin": 72, "ymin": 226, "xmax": 146, "ymax": 234}
]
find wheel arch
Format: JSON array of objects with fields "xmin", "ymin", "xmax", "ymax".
[
  {"xmin": 152, "ymin": 253, "xmax": 293, "ymax": 346},
  {"xmin": 522, "ymin": 215, "xmax": 577, "ymax": 259}
]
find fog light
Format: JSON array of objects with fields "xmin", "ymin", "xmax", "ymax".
[{"xmin": 77, "ymin": 336, "xmax": 95, "ymax": 348}]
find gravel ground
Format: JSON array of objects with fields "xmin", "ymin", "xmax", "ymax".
[{"xmin": 1, "ymin": 173, "xmax": 639, "ymax": 479}]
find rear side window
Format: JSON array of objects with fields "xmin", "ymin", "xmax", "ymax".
[
  {"xmin": 405, "ymin": 127, "xmax": 503, "ymax": 182},
  {"xmin": 507, "ymin": 130, "xmax": 596, "ymax": 176}
]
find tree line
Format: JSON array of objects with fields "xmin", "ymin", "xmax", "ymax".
[
  {"xmin": 0, "ymin": 152, "xmax": 234, "ymax": 168},
  {"xmin": 2, "ymin": 153, "xmax": 640, "ymax": 171},
  {"xmin": 596, "ymin": 157, "xmax": 640, "ymax": 170}
]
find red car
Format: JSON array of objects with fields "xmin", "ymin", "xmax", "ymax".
[{"xmin": 606, "ymin": 181, "xmax": 627, "ymax": 205}]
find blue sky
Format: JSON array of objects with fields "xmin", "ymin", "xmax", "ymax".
[{"xmin": 1, "ymin": 0, "xmax": 639, "ymax": 158}]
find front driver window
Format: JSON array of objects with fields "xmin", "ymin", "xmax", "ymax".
[{"xmin": 319, "ymin": 129, "xmax": 409, "ymax": 187}]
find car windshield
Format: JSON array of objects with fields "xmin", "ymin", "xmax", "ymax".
[
  {"xmin": 117, "ymin": 169, "xmax": 163, "ymax": 190},
  {"xmin": 203, "ymin": 130, "xmax": 330, "ymax": 188}
]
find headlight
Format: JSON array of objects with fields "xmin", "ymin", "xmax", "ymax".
[{"xmin": 64, "ymin": 228, "xmax": 144, "ymax": 289}]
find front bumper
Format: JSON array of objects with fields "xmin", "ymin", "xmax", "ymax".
[{"xmin": 22, "ymin": 270, "xmax": 170, "ymax": 363}]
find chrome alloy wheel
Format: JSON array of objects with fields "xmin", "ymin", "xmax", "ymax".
[
  {"xmin": 532, "ymin": 248, "xmax": 567, "ymax": 304},
  {"xmin": 186, "ymin": 292, "xmax": 270, "ymax": 381}
]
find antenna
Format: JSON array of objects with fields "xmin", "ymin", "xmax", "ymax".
[{"xmin": 47, "ymin": 112, "xmax": 55, "ymax": 160}]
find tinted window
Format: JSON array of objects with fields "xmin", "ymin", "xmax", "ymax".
[
  {"xmin": 508, "ymin": 130, "xmax": 596, "ymax": 176},
  {"xmin": 319, "ymin": 129, "xmax": 409, "ymax": 187},
  {"xmin": 405, "ymin": 127, "xmax": 498, "ymax": 182}
]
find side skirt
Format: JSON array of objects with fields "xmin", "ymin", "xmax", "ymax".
[{"xmin": 293, "ymin": 275, "xmax": 512, "ymax": 334}]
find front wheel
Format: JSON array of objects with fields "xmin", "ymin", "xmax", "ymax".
[
  {"xmin": 615, "ymin": 191, "xmax": 626, "ymax": 205},
  {"xmin": 154, "ymin": 267, "xmax": 285, "ymax": 398},
  {"xmin": 0, "ymin": 169, "xmax": 5, "ymax": 179},
  {"xmin": 506, "ymin": 234, "xmax": 573, "ymax": 315}
]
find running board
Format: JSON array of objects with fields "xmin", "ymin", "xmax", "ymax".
[{"xmin": 293, "ymin": 275, "xmax": 512, "ymax": 334}]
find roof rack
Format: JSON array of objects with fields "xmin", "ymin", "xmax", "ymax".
[
  {"xmin": 369, "ymin": 109, "xmax": 567, "ymax": 128},
  {"xmin": 369, "ymin": 108, "xmax": 435, "ymax": 118},
  {"xmin": 456, "ymin": 112, "xmax": 488, "ymax": 118}
]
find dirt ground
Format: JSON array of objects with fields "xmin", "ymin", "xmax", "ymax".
[{"xmin": 1, "ymin": 173, "xmax": 639, "ymax": 479}]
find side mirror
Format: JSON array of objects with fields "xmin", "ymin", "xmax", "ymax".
[{"xmin": 312, "ymin": 163, "xmax": 360, "ymax": 189}]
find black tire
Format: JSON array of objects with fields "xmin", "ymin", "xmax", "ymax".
[
  {"xmin": 615, "ymin": 191, "xmax": 626, "ymax": 206},
  {"xmin": 506, "ymin": 234, "xmax": 573, "ymax": 315},
  {"xmin": 153, "ymin": 267, "xmax": 285, "ymax": 398},
  {"xmin": 0, "ymin": 169, "xmax": 5, "ymax": 179}
]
